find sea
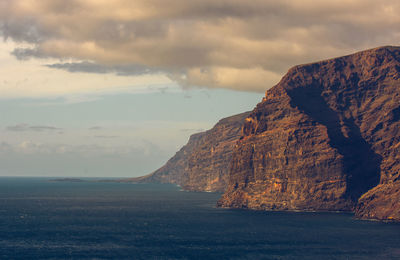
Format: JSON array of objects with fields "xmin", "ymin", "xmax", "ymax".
[{"xmin": 0, "ymin": 177, "xmax": 399, "ymax": 259}]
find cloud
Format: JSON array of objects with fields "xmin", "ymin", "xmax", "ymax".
[
  {"xmin": 93, "ymin": 135, "xmax": 119, "ymax": 139},
  {"xmin": 0, "ymin": 141, "xmax": 12, "ymax": 153},
  {"xmin": 6, "ymin": 123, "xmax": 62, "ymax": 132},
  {"xmin": 7, "ymin": 140, "xmax": 159, "ymax": 157},
  {"xmin": 29, "ymin": 125, "xmax": 62, "ymax": 131},
  {"xmin": 1, "ymin": 0, "xmax": 400, "ymax": 92},
  {"xmin": 88, "ymin": 126, "xmax": 102, "ymax": 130},
  {"xmin": 0, "ymin": 41, "xmax": 173, "ymax": 99},
  {"xmin": 6, "ymin": 123, "xmax": 29, "ymax": 132},
  {"xmin": 0, "ymin": 140, "xmax": 171, "ymax": 177},
  {"xmin": 11, "ymin": 47, "xmax": 45, "ymax": 60},
  {"xmin": 44, "ymin": 61, "xmax": 162, "ymax": 76}
]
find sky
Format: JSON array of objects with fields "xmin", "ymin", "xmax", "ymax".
[{"xmin": 0, "ymin": 0, "xmax": 400, "ymax": 177}]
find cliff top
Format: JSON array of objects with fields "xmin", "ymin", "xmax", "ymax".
[{"xmin": 292, "ymin": 45, "xmax": 400, "ymax": 71}]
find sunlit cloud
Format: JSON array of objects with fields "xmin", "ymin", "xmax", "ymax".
[
  {"xmin": 1, "ymin": 0, "xmax": 400, "ymax": 94},
  {"xmin": 0, "ymin": 40, "xmax": 173, "ymax": 99}
]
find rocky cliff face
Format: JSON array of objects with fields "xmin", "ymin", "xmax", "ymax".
[
  {"xmin": 132, "ymin": 46, "xmax": 400, "ymax": 222},
  {"xmin": 130, "ymin": 112, "xmax": 251, "ymax": 192},
  {"xmin": 218, "ymin": 46, "xmax": 400, "ymax": 221}
]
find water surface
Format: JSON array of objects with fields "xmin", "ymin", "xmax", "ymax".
[{"xmin": 0, "ymin": 177, "xmax": 399, "ymax": 259}]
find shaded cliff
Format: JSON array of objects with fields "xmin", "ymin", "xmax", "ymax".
[
  {"xmin": 130, "ymin": 112, "xmax": 251, "ymax": 192},
  {"xmin": 218, "ymin": 46, "xmax": 400, "ymax": 221}
]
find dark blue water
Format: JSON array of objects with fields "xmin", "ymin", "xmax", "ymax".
[{"xmin": 0, "ymin": 178, "xmax": 399, "ymax": 259}]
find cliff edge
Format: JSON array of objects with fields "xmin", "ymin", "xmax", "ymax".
[
  {"xmin": 218, "ymin": 46, "xmax": 400, "ymax": 221},
  {"xmin": 131, "ymin": 46, "xmax": 400, "ymax": 222}
]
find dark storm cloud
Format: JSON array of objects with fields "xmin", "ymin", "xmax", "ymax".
[{"xmin": 1, "ymin": 0, "xmax": 400, "ymax": 92}]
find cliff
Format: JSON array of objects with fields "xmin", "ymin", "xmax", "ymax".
[
  {"xmin": 129, "ymin": 111, "xmax": 251, "ymax": 192},
  {"xmin": 131, "ymin": 46, "xmax": 400, "ymax": 222},
  {"xmin": 218, "ymin": 46, "xmax": 400, "ymax": 221}
]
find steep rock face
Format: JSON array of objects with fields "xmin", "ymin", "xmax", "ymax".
[
  {"xmin": 131, "ymin": 112, "xmax": 251, "ymax": 192},
  {"xmin": 355, "ymin": 184, "xmax": 400, "ymax": 221},
  {"xmin": 218, "ymin": 46, "xmax": 400, "ymax": 221}
]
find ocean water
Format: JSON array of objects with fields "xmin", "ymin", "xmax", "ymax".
[{"xmin": 0, "ymin": 177, "xmax": 399, "ymax": 259}]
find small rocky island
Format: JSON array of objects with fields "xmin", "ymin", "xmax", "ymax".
[{"xmin": 131, "ymin": 46, "xmax": 400, "ymax": 222}]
